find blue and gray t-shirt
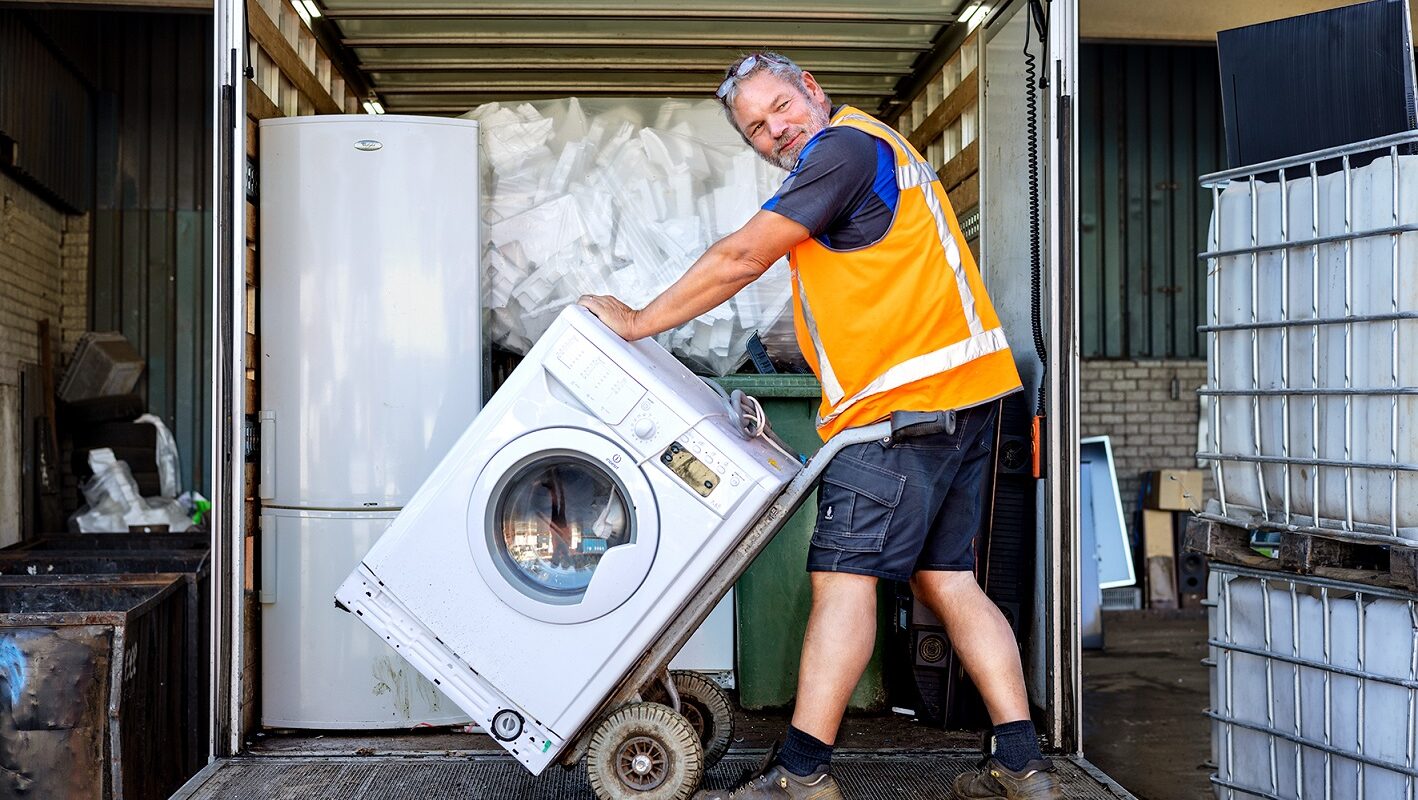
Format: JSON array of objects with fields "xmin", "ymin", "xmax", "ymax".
[{"xmin": 761, "ymin": 114, "xmax": 900, "ymax": 251}]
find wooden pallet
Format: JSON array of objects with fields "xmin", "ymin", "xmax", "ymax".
[{"xmin": 1185, "ymin": 516, "xmax": 1418, "ymax": 593}]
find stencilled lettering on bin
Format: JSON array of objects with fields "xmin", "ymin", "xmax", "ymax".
[{"xmin": 547, "ymin": 329, "xmax": 645, "ymax": 424}]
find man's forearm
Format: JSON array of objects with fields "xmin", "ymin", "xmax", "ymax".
[{"xmin": 629, "ymin": 240, "xmax": 768, "ymax": 339}]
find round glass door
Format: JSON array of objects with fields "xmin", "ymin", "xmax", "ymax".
[
  {"xmin": 495, "ymin": 456, "xmax": 633, "ymax": 597},
  {"xmin": 467, "ymin": 428, "xmax": 659, "ymax": 624}
]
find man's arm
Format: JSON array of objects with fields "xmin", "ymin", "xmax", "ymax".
[{"xmin": 578, "ymin": 209, "xmax": 809, "ymax": 340}]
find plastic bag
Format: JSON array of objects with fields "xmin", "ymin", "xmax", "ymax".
[
  {"xmin": 465, "ymin": 97, "xmax": 796, "ymax": 376},
  {"xmin": 136, "ymin": 413, "xmax": 181, "ymax": 498},
  {"xmin": 70, "ymin": 448, "xmax": 191, "ymax": 533}
]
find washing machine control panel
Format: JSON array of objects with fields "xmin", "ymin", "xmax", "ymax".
[
  {"xmin": 617, "ymin": 394, "xmax": 683, "ymax": 457},
  {"xmin": 671, "ymin": 429, "xmax": 749, "ymax": 516},
  {"xmin": 546, "ymin": 329, "xmax": 646, "ymax": 425}
]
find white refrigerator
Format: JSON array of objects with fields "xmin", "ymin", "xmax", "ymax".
[{"xmin": 257, "ymin": 115, "xmax": 482, "ymax": 728}]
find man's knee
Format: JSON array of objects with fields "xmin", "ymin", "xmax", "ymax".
[{"xmin": 910, "ymin": 568, "xmax": 977, "ymax": 599}]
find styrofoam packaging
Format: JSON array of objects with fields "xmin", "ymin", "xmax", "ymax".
[
  {"xmin": 1210, "ymin": 566, "xmax": 1418, "ymax": 799},
  {"xmin": 1208, "ymin": 155, "xmax": 1418, "ymax": 538},
  {"xmin": 465, "ymin": 97, "xmax": 795, "ymax": 376}
]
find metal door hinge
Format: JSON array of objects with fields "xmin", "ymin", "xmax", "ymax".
[{"xmin": 244, "ymin": 413, "xmax": 259, "ymax": 463}]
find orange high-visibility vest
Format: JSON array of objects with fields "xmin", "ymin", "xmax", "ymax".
[{"xmin": 789, "ymin": 106, "xmax": 1022, "ymax": 439}]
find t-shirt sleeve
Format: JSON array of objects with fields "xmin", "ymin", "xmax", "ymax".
[{"xmin": 761, "ymin": 127, "xmax": 881, "ymax": 240}]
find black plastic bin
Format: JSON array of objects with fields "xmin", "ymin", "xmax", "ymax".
[
  {"xmin": 0, "ymin": 574, "xmax": 187, "ymax": 799},
  {"xmin": 0, "ymin": 548, "xmax": 210, "ymax": 780},
  {"xmin": 6, "ymin": 533, "xmax": 209, "ymax": 552}
]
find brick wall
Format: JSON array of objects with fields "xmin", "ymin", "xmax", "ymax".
[
  {"xmin": 0, "ymin": 171, "xmax": 89, "ymax": 545},
  {"xmin": 1080, "ymin": 358, "xmax": 1213, "ymax": 523}
]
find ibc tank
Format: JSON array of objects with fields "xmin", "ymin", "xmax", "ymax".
[{"xmin": 1206, "ymin": 150, "xmax": 1418, "ymax": 540}]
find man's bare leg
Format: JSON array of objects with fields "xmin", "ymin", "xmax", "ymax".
[
  {"xmin": 789, "ymin": 571, "xmax": 879, "ymax": 743},
  {"xmin": 910, "ymin": 569, "xmax": 1029, "ymax": 724}
]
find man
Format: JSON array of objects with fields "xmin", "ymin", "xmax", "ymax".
[{"xmin": 578, "ymin": 52, "xmax": 1063, "ymax": 800}]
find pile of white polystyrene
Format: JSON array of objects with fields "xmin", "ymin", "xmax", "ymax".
[{"xmin": 465, "ymin": 97, "xmax": 797, "ymax": 376}]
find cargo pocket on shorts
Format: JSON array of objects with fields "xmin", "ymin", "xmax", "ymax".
[{"xmin": 810, "ymin": 454, "xmax": 906, "ymax": 553}]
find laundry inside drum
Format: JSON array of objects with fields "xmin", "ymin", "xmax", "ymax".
[{"xmin": 495, "ymin": 456, "xmax": 633, "ymax": 594}]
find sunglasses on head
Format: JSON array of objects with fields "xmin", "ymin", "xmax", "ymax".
[{"xmin": 716, "ymin": 53, "xmax": 791, "ymax": 100}]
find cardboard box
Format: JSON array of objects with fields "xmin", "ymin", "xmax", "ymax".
[
  {"xmin": 1147, "ymin": 556, "xmax": 1178, "ymax": 609},
  {"xmin": 1141, "ymin": 509, "xmax": 1175, "ymax": 559},
  {"xmin": 1144, "ymin": 469, "xmax": 1206, "ymax": 511}
]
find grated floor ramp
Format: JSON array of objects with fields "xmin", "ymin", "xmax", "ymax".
[{"xmin": 175, "ymin": 751, "xmax": 1135, "ymax": 799}]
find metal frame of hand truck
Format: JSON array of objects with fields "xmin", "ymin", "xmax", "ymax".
[{"xmin": 557, "ymin": 419, "xmax": 894, "ymax": 769}]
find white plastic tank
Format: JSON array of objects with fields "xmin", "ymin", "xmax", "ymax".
[
  {"xmin": 1208, "ymin": 153, "xmax": 1418, "ymax": 539},
  {"xmin": 1211, "ymin": 566, "xmax": 1418, "ymax": 799}
]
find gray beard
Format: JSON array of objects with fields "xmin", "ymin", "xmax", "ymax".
[{"xmin": 761, "ymin": 101, "xmax": 832, "ymax": 171}]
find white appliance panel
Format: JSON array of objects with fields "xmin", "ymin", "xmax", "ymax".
[
  {"xmin": 668, "ymin": 591, "xmax": 735, "ymax": 674},
  {"xmin": 260, "ymin": 508, "xmax": 467, "ymax": 728},
  {"xmin": 337, "ymin": 307, "xmax": 800, "ymax": 771},
  {"xmin": 259, "ymin": 115, "xmax": 482, "ymax": 509}
]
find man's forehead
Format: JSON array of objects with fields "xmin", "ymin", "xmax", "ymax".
[
  {"xmin": 730, "ymin": 72, "xmax": 799, "ymax": 125},
  {"xmin": 733, "ymin": 71, "xmax": 796, "ymax": 104}
]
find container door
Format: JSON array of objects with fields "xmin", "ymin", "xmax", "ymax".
[
  {"xmin": 1046, "ymin": 0, "xmax": 1082, "ymax": 756},
  {"xmin": 210, "ymin": 0, "xmax": 249, "ymax": 760}
]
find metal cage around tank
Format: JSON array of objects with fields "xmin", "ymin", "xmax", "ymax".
[
  {"xmin": 1206, "ymin": 562, "xmax": 1418, "ymax": 800},
  {"xmin": 1197, "ymin": 130, "xmax": 1418, "ymax": 548}
]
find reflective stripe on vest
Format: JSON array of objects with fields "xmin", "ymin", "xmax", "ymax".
[
  {"xmin": 792, "ymin": 111, "xmax": 997, "ymax": 427},
  {"xmin": 838, "ymin": 113, "xmax": 984, "ymax": 336},
  {"xmin": 793, "ymin": 269, "xmax": 846, "ymax": 406},
  {"xmin": 817, "ymin": 327, "xmax": 1011, "ymax": 428}
]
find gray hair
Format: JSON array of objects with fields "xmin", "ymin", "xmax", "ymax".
[{"xmin": 716, "ymin": 51, "xmax": 830, "ymax": 140}]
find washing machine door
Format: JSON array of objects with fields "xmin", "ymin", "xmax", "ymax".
[{"xmin": 467, "ymin": 427, "xmax": 659, "ymax": 624}]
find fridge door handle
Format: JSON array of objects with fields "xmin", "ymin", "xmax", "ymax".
[
  {"xmin": 259, "ymin": 410, "xmax": 276, "ymax": 501},
  {"xmin": 259, "ymin": 522, "xmax": 277, "ymax": 604}
]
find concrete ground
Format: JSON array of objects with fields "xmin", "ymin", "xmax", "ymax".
[{"xmin": 1083, "ymin": 608, "xmax": 1213, "ymax": 800}]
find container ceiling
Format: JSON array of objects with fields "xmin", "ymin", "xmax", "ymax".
[{"xmin": 313, "ymin": 0, "xmax": 969, "ymax": 116}]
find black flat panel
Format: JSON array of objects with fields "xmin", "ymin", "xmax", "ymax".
[{"xmin": 1218, "ymin": 0, "xmax": 1418, "ymax": 169}]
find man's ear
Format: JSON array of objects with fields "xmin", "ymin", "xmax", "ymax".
[{"xmin": 801, "ymin": 71, "xmax": 826, "ymax": 104}]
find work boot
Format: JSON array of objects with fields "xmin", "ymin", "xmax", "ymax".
[
  {"xmin": 691, "ymin": 747, "xmax": 843, "ymax": 800},
  {"xmin": 952, "ymin": 756, "xmax": 1065, "ymax": 799}
]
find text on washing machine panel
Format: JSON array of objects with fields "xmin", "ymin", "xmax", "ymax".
[{"xmin": 546, "ymin": 329, "xmax": 647, "ymax": 425}]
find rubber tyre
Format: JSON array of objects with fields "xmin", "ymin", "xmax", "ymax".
[
  {"xmin": 586, "ymin": 702, "xmax": 704, "ymax": 800},
  {"xmin": 644, "ymin": 671, "xmax": 735, "ymax": 769}
]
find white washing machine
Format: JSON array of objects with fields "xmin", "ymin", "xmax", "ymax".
[{"xmin": 335, "ymin": 306, "xmax": 801, "ymax": 773}]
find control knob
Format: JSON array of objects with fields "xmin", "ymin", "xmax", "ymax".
[{"xmin": 633, "ymin": 418, "xmax": 656, "ymax": 439}]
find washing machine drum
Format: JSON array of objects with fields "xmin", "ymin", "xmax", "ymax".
[
  {"xmin": 468, "ymin": 428, "xmax": 660, "ymax": 624},
  {"xmin": 496, "ymin": 457, "xmax": 631, "ymax": 594}
]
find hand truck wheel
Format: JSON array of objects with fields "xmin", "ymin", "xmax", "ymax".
[
  {"xmin": 585, "ymin": 701, "xmax": 705, "ymax": 800},
  {"xmin": 643, "ymin": 670, "xmax": 735, "ymax": 769}
]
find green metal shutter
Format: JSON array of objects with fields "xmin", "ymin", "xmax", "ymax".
[{"xmin": 1079, "ymin": 43, "xmax": 1225, "ymax": 359}]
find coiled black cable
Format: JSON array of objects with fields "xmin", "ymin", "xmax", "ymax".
[{"xmin": 1024, "ymin": 0, "xmax": 1049, "ymax": 417}]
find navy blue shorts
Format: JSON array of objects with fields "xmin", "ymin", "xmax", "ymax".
[{"xmin": 806, "ymin": 402, "xmax": 998, "ymax": 582}]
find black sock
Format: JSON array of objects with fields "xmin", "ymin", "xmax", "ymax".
[
  {"xmin": 776, "ymin": 724, "xmax": 834, "ymax": 777},
  {"xmin": 991, "ymin": 719, "xmax": 1043, "ymax": 771}
]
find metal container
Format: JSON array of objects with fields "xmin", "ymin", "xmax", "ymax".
[
  {"xmin": 1199, "ymin": 131, "xmax": 1418, "ymax": 547},
  {"xmin": 1207, "ymin": 562, "xmax": 1418, "ymax": 799},
  {"xmin": 0, "ymin": 574, "xmax": 187, "ymax": 799},
  {"xmin": 5, "ymin": 533, "xmax": 209, "ymax": 552},
  {"xmin": 0, "ymin": 549, "xmax": 210, "ymax": 776}
]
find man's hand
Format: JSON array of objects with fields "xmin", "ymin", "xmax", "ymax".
[
  {"xmin": 578, "ymin": 210, "xmax": 807, "ymax": 342},
  {"xmin": 577, "ymin": 294, "xmax": 642, "ymax": 340}
]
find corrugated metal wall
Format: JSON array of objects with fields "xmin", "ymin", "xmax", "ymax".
[
  {"xmin": 6, "ymin": 10, "xmax": 214, "ymax": 495},
  {"xmin": 90, "ymin": 13, "xmax": 214, "ymax": 496},
  {"xmin": 1079, "ymin": 44, "xmax": 1226, "ymax": 359},
  {"xmin": 0, "ymin": 14, "xmax": 94, "ymax": 212}
]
